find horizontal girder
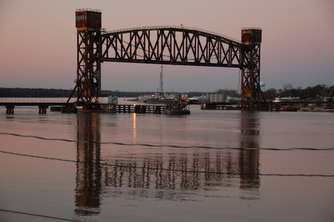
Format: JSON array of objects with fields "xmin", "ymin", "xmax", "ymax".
[{"xmin": 101, "ymin": 26, "xmax": 244, "ymax": 68}]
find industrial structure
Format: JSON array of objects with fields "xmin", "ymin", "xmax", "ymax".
[{"xmin": 70, "ymin": 9, "xmax": 264, "ymax": 110}]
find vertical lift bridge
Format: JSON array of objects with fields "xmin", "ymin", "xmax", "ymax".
[{"xmin": 70, "ymin": 9, "xmax": 264, "ymax": 110}]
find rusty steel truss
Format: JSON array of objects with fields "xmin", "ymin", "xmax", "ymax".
[
  {"xmin": 101, "ymin": 27, "xmax": 242, "ymax": 68},
  {"xmin": 74, "ymin": 31, "xmax": 102, "ymax": 108},
  {"xmin": 72, "ymin": 12, "xmax": 263, "ymax": 110},
  {"xmin": 240, "ymin": 44, "xmax": 262, "ymax": 110}
]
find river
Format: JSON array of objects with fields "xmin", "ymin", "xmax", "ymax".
[{"xmin": 0, "ymin": 105, "xmax": 333, "ymax": 222}]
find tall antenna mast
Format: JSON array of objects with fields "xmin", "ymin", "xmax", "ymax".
[{"xmin": 160, "ymin": 65, "xmax": 164, "ymax": 96}]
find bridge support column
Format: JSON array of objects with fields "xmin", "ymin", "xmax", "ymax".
[
  {"xmin": 6, "ymin": 105, "xmax": 15, "ymax": 115},
  {"xmin": 74, "ymin": 10, "xmax": 102, "ymax": 110},
  {"xmin": 240, "ymin": 29, "xmax": 263, "ymax": 111}
]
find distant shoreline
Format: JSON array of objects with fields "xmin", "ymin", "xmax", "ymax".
[
  {"xmin": 1, "ymin": 85, "xmax": 333, "ymax": 101},
  {"xmin": 0, "ymin": 87, "xmax": 205, "ymax": 98}
]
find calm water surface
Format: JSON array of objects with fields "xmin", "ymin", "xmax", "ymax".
[{"xmin": 0, "ymin": 106, "xmax": 333, "ymax": 222}]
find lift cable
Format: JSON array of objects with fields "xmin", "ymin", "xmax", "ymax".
[
  {"xmin": 1, "ymin": 150, "xmax": 333, "ymax": 178},
  {"xmin": 0, "ymin": 131, "xmax": 333, "ymax": 152},
  {"xmin": 0, "ymin": 208, "xmax": 83, "ymax": 222}
]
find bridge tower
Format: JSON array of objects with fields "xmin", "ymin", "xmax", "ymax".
[
  {"xmin": 241, "ymin": 29, "xmax": 263, "ymax": 111},
  {"xmin": 75, "ymin": 9, "xmax": 102, "ymax": 109}
]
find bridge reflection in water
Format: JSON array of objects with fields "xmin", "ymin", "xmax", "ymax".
[
  {"xmin": 75, "ymin": 112, "xmax": 102, "ymax": 215},
  {"xmin": 239, "ymin": 112, "xmax": 260, "ymax": 193},
  {"xmin": 75, "ymin": 112, "xmax": 260, "ymax": 215}
]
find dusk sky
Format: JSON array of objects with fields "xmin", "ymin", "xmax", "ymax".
[{"xmin": 1, "ymin": 0, "xmax": 333, "ymax": 91}]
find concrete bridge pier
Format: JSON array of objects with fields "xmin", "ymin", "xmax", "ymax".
[
  {"xmin": 38, "ymin": 105, "xmax": 48, "ymax": 114},
  {"xmin": 6, "ymin": 105, "xmax": 15, "ymax": 115}
]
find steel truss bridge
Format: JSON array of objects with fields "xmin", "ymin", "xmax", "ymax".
[{"xmin": 71, "ymin": 10, "xmax": 264, "ymax": 110}]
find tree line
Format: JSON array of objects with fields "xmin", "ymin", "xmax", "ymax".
[{"xmin": 263, "ymin": 84, "xmax": 334, "ymax": 100}]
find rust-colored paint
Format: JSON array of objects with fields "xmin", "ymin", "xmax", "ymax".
[
  {"xmin": 242, "ymin": 29, "xmax": 262, "ymax": 44},
  {"xmin": 75, "ymin": 11, "xmax": 101, "ymax": 31}
]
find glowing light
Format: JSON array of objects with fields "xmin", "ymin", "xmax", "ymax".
[{"xmin": 132, "ymin": 113, "xmax": 137, "ymax": 141}]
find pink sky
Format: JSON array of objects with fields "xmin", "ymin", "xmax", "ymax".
[{"xmin": 0, "ymin": 0, "xmax": 333, "ymax": 91}]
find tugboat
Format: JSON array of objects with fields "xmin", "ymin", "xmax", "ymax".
[{"xmin": 164, "ymin": 94, "xmax": 190, "ymax": 115}]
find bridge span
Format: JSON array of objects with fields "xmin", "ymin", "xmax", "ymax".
[{"xmin": 0, "ymin": 98, "xmax": 74, "ymax": 114}]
